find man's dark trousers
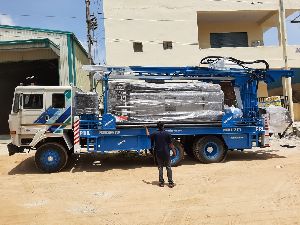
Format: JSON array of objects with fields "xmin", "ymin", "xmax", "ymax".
[{"xmin": 156, "ymin": 155, "xmax": 173, "ymax": 183}]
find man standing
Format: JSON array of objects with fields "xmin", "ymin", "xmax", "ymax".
[{"xmin": 145, "ymin": 122, "xmax": 176, "ymax": 188}]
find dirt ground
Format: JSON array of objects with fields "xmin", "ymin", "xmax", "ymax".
[{"xmin": 0, "ymin": 135, "xmax": 300, "ymax": 225}]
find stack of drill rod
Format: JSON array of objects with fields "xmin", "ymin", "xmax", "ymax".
[{"xmin": 108, "ymin": 81, "xmax": 224, "ymax": 123}]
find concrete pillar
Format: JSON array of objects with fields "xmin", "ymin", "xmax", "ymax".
[{"xmin": 279, "ymin": 0, "xmax": 294, "ymax": 120}]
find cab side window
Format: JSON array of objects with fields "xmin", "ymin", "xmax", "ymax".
[
  {"xmin": 52, "ymin": 94, "xmax": 65, "ymax": 108},
  {"xmin": 23, "ymin": 94, "xmax": 43, "ymax": 109}
]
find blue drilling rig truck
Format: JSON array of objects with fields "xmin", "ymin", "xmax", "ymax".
[{"xmin": 7, "ymin": 57, "xmax": 294, "ymax": 173}]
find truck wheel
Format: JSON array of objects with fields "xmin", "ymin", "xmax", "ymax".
[
  {"xmin": 170, "ymin": 141, "xmax": 184, "ymax": 167},
  {"xmin": 35, "ymin": 143, "xmax": 68, "ymax": 173},
  {"xmin": 193, "ymin": 136, "xmax": 227, "ymax": 163}
]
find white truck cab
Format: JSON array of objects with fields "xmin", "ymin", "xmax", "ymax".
[
  {"xmin": 8, "ymin": 86, "xmax": 74, "ymax": 156},
  {"xmin": 7, "ymin": 85, "xmax": 99, "ymax": 173}
]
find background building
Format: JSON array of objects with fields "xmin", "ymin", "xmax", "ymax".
[
  {"xmin": 103, "ymin": 0, "xmax": 300, "ymax": 119},
  {"xmin": 0, "ymin": 25, "xmax": 90, "ymax": 134}
]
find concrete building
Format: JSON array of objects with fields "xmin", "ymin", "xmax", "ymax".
[
  {"xmin": 103, "ymin": 0, "xmax": 300, "ymax": 119},
  {"xmin": 0, "ymin": 25, "xmax": 90, "ymax": 134}
]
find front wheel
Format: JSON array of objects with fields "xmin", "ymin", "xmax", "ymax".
[
  {"xmin": 35, "ymin": 142, "xmax": 68, "ymax": 173},
  {"xmin": 170, "ymin": 140, "xmax": 184, "ymax": 167},
  {"xmin": 193, "ymin": 136, "xmax": 227, "ymax": 163}
]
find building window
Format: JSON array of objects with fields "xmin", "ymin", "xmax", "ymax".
[
  {"xmin": 163, "ymin": 41, "xmax": 173, "ymax": 50},
  {"xmin": 133, "ymin": 42, "xmax": 143, "ymax": 52},
  {"xmin": 52, "ymin": 94, "xmax": 65, "ymax": 108},
  {"xmin": 210, "ymin": 32, "xmax": 248, "ymax": 48}
]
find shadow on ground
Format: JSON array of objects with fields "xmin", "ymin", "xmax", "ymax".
[
  {"xmin": 142, "ymin": 180, "xmax": 160, "ymax": 186},
  {"xmin": 8, "ymin": 149, "xmax": 286, "ymax": 175},
  {"xmin": 142, "ymin": 180, "xmax": 177, "ymax": 187},
  {"xmin": 8, "ymin": 153, "xmax": 160, "ymax": 175},
  {"xmin": 225, "ymin": 149, "xmax": 286, "ymax": 162}
]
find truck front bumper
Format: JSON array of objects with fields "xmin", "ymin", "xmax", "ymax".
[{"xmin": 7, "ymin": 143, "xmax": 25, "ymax": 156}]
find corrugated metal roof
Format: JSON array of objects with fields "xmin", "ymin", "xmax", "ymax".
[
  {"xmin": 0, "ymin": 25, "xmax": 88, "ymax": 58},
  {"xmin": 0, "ymin": 38, "xmax": 60, "ymax": 55},
  {"xmin": 0, "ymin": 25, "xmax": 72, "ymax": 35}
]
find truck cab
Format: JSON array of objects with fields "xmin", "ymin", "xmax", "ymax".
[{"xmin": 8, "ymin": 86, "xmax": 73, "ymax": 153}]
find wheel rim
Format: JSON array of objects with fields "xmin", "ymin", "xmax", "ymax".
[
  {"xmin": 170, "ymin": 147, "xmax": 180, "ymax": 165},
  {"xmin": 203, "ymin": 142, "xmax": 219, "ymax": 160},
  {"xmin": 40, "ymin": 149, "xmax": 61, "ymax": 169}
]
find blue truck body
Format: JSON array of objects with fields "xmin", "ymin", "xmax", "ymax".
[{"xmin": 76, "ymin": 65, "xmax": 294, "ymax": 165}]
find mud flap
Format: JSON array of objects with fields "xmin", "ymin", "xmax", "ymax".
[
  {"xmin": 7, "ymin": 143, "xmax": 25, "ymax": 156},
  {"xmin": 262, "ymin": 115, "xmax": 270, "ymax": 147}
]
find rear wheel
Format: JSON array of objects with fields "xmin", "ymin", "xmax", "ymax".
[
  {"xmin": 193, "ymin": 136, "xmax": 227, "ymax": 163},
  {"xmin": 170, "ymin": 140, "xmax": 184, "ymax": 167},
  {"xmin": 35, "ymin": 142, "xmax": 68, "ymax": 173}
]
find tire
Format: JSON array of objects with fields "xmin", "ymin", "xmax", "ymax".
[
  {"xmin": 193, "ymin": 136, "xmax": 227, "ymax": 163},
  {"xmin": 35, "ymin": 142, "xmax": 68, "ymax": 173},
  {"xmin": 170, "ymin": 140, "xmax": 184, "ymax": 167}
]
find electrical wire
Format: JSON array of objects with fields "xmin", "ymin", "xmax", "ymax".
[
  {"xmin": 106, "ymin": 37, "xmax": 198, "ymax": 46},
  {"xmin": 0, "ymin": 13, "xmax": 80, "ymax": 20},
  {"xmin": 291, "ymin": 14, "xmax": 300, "ymax": 23},
  {"xmin": 1, "ymin": 0, "xmax": 297, "ymax": 63},
  {"xmin": 0, "ymin": 0, "xmax": 278, "ymax": 24}
]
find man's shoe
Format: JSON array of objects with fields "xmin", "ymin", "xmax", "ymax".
[
  {"xmin": 159, "ymin": 182, "xmax": 164, "ymax": 187},
  {"xmin": 168, "ymin": 182, "xmax": 175, "ymax": 188}
]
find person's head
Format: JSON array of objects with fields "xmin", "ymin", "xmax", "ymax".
[{"xmin": 157, "ymin": 121, "xmax": 164, "ymax": 131}]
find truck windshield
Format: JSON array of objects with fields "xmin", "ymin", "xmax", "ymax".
[{"xmin": 12, "ymin": 93, "xmax": 20, "ymax": 113}]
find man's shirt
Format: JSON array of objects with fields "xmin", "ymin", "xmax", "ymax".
[{"xmin": 150, "ymin": 130, "xmax": 172, "ymax": 159}]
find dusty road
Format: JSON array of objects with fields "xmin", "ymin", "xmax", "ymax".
[{"xmin": 0, "ymin": 136, "xmax": 300, "ymax": 225}]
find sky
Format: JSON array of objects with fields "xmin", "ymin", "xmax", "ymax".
[{"xmin": 0, "ymin": 0, "xmax": 300, "ymax": 64}]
